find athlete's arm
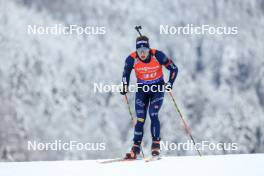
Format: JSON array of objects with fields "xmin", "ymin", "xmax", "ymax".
[
  {"xmin": 155, "ymin": 50, "xmax": 178, "ymax": 85},
  {"xmin": 122, "ymin": 55, "xmax": 134, "ymax": 85},
  {"xmin": 121, "ymin": 56, "xmax": 134, "ymax": 94}
]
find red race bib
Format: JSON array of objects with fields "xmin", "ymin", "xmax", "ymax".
[{"xmin": 131, "ymin": 49, "xmax": 163, "ymax": 81}]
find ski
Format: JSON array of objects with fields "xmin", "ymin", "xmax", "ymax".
[
  {"xmin": 98, "ymin": 156, "xmax": 161, "ymax": 164},
  {"xmin": 97, "ymin": 158, "xmax": 141, "ymax": 164},
  {"xmin": 144, "ymin": 156, "xmax": 161, "ymax": 162}
]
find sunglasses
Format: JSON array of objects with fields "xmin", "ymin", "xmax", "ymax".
[{"xmin": 136, "ymin": 47, "xmax": 150, "ymax": 56}]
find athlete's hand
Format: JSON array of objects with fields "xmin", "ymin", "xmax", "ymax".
[
  {"xmin": 165, "ymin": 82, "xmax": 173, "ymax": 92},
  {"xmin": 120, "ymin": 83, "xmax": 128, "ymax": 95}
]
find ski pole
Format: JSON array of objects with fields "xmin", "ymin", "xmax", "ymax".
[
  {"xmin": 168, "ymin": 91, "xmax": 202, "ymax": 157},
  {"xmin": 123, "ymin": 94, "xmax": 145, "ymax": 158},
  {"xmin": 140, "ymin": 143, "xmax": 145, "ymax": 158},
  {"xmin": 124, "ymin": 94, "xmax": 135, "ymax": 125}
]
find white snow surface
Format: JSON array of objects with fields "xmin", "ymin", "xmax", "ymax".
[
  {"xmin": 0, "ymin": 154, "xmax": 264, "ymax": 176},
  {"xmin": 1, "ymin": 0, "xmax": 264, "ymax": 161}
]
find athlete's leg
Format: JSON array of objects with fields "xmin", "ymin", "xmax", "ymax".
[
  {"xmin": 148, "ymin": 91, "xmax": 164, "ymax": 141},
  {"xmin": 133, "ymin": 90, "xmax": 149, "ymax": 144}
]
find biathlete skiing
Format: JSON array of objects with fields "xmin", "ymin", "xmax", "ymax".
[{"xmin": 120, "ymin": 26, "xmax": 178, "ymax": 159}]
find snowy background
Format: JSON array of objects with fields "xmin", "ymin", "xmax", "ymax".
[{"xmin": 0, "ymin": 0, "xmax": 264, "ymax": 161}]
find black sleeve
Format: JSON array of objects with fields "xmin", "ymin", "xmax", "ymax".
[
  {"xmin": 122, "ymin": 56, "xmax": 134, "ymax": 85},
  {"xmin": 155, "ymin": 50, "xmax": 178, "ymax": 85}
]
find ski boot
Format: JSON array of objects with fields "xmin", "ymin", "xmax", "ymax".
[
  {"xmin": 124, "ymin": 143, "xmax": 141, "ymax": 160},
  {"xmin": 151, "ymin": 139, "xmax": 160, "ymax": 156}
]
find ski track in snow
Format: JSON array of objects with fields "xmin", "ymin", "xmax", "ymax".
[{"xmin": 0, "ymin": 154, "xmax": 263, "ymax": 176}]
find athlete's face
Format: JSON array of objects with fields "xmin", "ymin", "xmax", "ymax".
[{"xmin": 137, "ymin": 46, "xmax": 150, "ymax": 61}]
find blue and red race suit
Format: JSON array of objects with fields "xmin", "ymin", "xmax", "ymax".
[{"xmin": 122, "ymin": 49, "xmax": 178, "ymax": 143}]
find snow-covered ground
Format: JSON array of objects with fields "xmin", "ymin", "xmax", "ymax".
[
  {"xmin": 1, "ymin": 0, "xmax": 264, "ymax": 161},
  {"xmin": 0, "ymin": 154, "xmax": 264, "ymax": 176}
]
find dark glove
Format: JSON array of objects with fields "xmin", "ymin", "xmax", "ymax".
[
  {"xmin": 120, "ymin": 83, "xmax": 128, "ymax": 95},
  {"xmin": 165, "ymin": 82, "xmax": 173, "ymax": 92}
]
